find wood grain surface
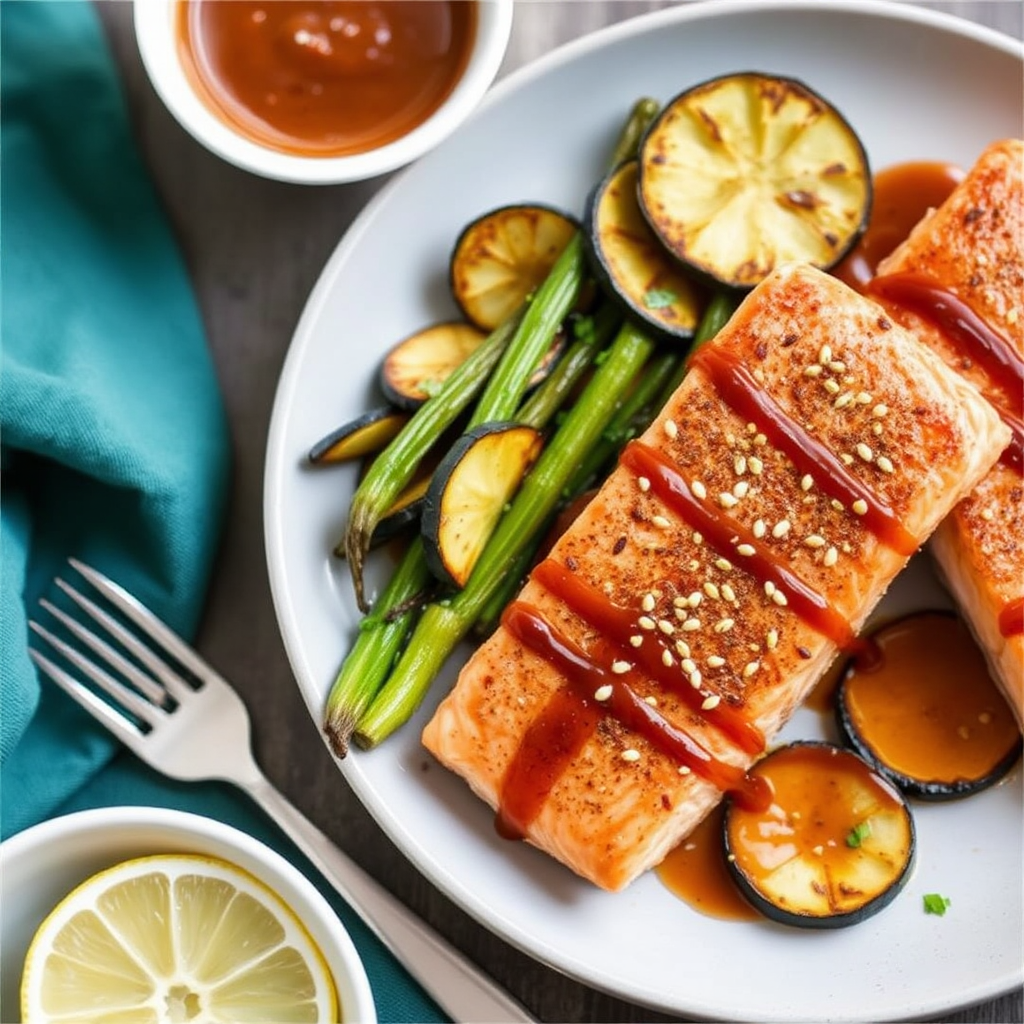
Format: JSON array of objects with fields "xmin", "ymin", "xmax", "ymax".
[{"xmin": 94, "ymin": 2, "xmax": 1023, "ymax": 1021}]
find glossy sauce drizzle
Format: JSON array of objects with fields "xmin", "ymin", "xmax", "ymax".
[
  {"xmin": 690, "ymin": 346, "xmax": 918, "ymax": 555},
  {"xmin": 498, "ymin": 602, "xmax": 770, "ymax": 837},
  {"xmin": 868, "ymin": 272, "xmax": 1024, "ymax": 472},
  {"xmin": 999, "ymin": 596, "xmax": 1024, "ymax": 639}
]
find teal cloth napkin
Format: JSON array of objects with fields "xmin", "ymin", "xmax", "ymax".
[{"xmin": 0, "ymin": 5, "xmax": 443, "ymax": 1021}]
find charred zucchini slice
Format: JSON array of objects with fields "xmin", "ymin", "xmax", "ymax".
[
  {"xmin": 450, "ymin": 204, "xmax": 580, "ymax": 331},
  {"xmin": 308, "ymin": 407, "xmax": 409, "ymax": 465},
  {"xmin": 724, "ymin": 742, "xmax": 914, "ymax": 928},
  {"xmin": 638, "ymin": 72, "xmax": 871, "ymax": 290},
  {"xmin": 837, "ymin": 612, "xmax": 1022, "ymax": 800},
  {"xmin": 585, "ymin": 160, "xmax": 705, "ymax": 341},
  {"xmin": 422, "ymin": 422, "xmax": 544, "ymax": 588},
  {"xmin": 380, "ymin": 321, "xmax": 488, "ymax": 411}
]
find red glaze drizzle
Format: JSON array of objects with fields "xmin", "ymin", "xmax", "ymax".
[
  {"xmin": 868, "ymin": 272, "xmax": 1024, "ymax": 473},
  {"xmin": 690, "ymin": 346, "xmax": 919, "ymax": 555},
  {"xmin": 621, "ymin": 440, "xmax": 861, "ymax": 652},
  {"xmin": 532, "ymin": 559, "xmax": 765, "ymax": 754},
  {"xmin": 499, "ymin": 602, "xmax": 770, "ymax": 835},
  {"xmin": 999, "ymin": 596, "xmax": 1024, "ymax": 639}
]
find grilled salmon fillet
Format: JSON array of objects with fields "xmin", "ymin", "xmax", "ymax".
[
  {"xmin": 422, "ymin": 262, "xmax": 1009, "ymax": 891},
  {"xmin": 874, "ymin": 138, "xmax": 1024, "ymax": 728}
]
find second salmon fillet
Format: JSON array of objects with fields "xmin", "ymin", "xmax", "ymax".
[{"xmin": 422, "ymin": 262, "xmax": 1010, "ymax": 891}]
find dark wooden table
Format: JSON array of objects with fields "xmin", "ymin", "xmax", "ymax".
[{"xmin": 96, "ymin": 2, "xmax": 1023, "ymax": 1021}]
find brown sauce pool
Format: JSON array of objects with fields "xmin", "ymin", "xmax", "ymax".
[{"xmin": 177, "ymin": 1, "xmax": 477, "ymax": 156}]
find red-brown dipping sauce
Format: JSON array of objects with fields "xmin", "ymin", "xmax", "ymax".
[
  {"xmin": 841, "ymin": 612, "xmax": 1021, "ymax": 786},
  {"xmin": 834, "ymin": 161, "xmax": 964, "ymax": 292},
  {"xmin": 177, "ymin": 1, "xmax": 477, "ymax": 156}
]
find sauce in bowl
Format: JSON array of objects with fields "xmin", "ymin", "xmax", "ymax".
[{"xmin": 177, "ymin": 1, "xmax": 478, "ymax": 157}]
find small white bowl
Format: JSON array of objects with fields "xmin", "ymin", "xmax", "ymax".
[
  {"xmin": 133, "ymin": 0, "xmax": 513, "ymax": 184},
  {"xmin": 0, "ymin": 806, "xmax": 377, "ymax": 1023}
]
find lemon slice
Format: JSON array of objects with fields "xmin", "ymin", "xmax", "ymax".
[{"xmin": 21, "ymin": 853, "xmax": 339, "ymax": 1023}]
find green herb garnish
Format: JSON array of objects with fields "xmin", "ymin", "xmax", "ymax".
[
  {"xmin": 923, "ymin": 893, "xmax": 951, "ymax": 916},
  {"xmin": 845, "ymin": 820, "xmax": 872, "ymax": 848},
  {"xmin": 643, "ymin": 287, "xmax": 677, "ymax": 309}
]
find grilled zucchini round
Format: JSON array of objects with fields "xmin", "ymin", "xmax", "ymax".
[
  {"xmin": 380, "ymin": 321, "xmax": 488, "ymax": 410},
  {"xmin": 450, "ymin": 204, "xmax": 580, "ymax": 330},
  {"xmin": 307, "ymin": 407, "xmax": 409, "ymax": 465},
  {"xmin": 724, "ymin": 742, "xmax": 914, "ymax": 928},
  {"xmin": 638, "ymin": 72, "xmax": 872, "ymax": 290},
  {"xmin": 837, "ymin": 612, "xmax": 1022, "ymax": 800},
  {"xmin": 584, "ymin": 159, "xmax": 705, "ymax": 342}
]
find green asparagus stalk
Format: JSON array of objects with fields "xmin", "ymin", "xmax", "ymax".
[{"xmin": 353, "ymin": 319, "xmax": 657, "ymax": 749}]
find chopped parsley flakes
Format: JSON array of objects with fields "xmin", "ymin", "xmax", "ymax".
[{"xmin": 923, "ymin": 893, "xmax": 951, "ymax": 916}]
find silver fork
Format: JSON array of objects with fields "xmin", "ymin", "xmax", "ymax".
[{"xmin": 28, "ymin": 558, "xmax": 532, "ymax": 1024}]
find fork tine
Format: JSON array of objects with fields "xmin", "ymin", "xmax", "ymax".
[
  {"xmin": 69, "ymin": 559, "xmax": 216, "ymax": 688},
  {"xmin": 28, "ymin": 620, "xmax": 164, "ymax": 728},
  {"xmin": 28, "ymin": 647, "xmax": 148, "ymax": 750},
  {"xmin": 39, "ymin": 598, "xmax": 170, "ymax": 708},
  {"xmin": 56, "ymin": 571, "xmax": 194, "ymax": 703}
]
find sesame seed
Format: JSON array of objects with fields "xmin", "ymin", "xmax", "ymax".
[
  {"xmin": 804, "ymin": 364, "xmax": 823, "ymax": 378},
  {"xmin": 764, "ymin": 580, "xmax": 776, "ymax": 598},
  {"xmin": 641, "ymin": 593, "xmax": 656, "ymax": 612},
  {"xmin": 678, "ymin": 765, "xmax": 691, "ymax": 775},
  {"xmin": 743, "ymin": 661, "xmax": 760, "ymax": 678},
  {"xmin": 637, "ymin": 476, "xmax": 651, "ymax": 492},
  {"xmin": 688, "ymin": 559, "xmax": 700, "ymax": 571},
  {"xmin": 812, "ymin": 844, "xmax": 824, "ymax": 856},
  {"xmin": 834, "ymin": 392, "xmax": 854, "ymax": 410},
  {"xmin": 645, "ymin": 695, "xmax": 659, "ymax": 707},
  {"xmin": 747, "ymin": 422, "xmax": 757, "ymax": 434},
  {"xmin": 872, "ymin": 403, "xmax": 888, "ymax": 418},
  {"xmin": 675, "ymin": 640, "xmax": 691, "ymax": 658},
  {"xmin": 621, "ymin": 748, "xmax": 641, "ymax": 763},
  {"xmin": 736, "ymin": 543, "xmax": 755, "ymax": 557},
  {"xmin": 734, "ymin": 455, "xmax": 747, "ymax": 475},
  {"xmin": 872, "ymin": 421, "xmax": 884, "ymax": 436},
  {"xmin": 692, "ymin": 531, "xmax": 703, "ymax": 545},
  {"xmin": 594, "ymin": 684, "xmax": 613, "ymax": 701},
  {"xmin": 611, "ymin": 660, "xmax": 631, "ymax": 674},
  {"xmin": 852, "ymin": 498, "xmax": 869, "ymax": 516},
  {"xmin": 661, "ymin": 650, "xmax": 674, "ymax": 668},
  {"xmin": 720, "ymin": 583, "xmax": 737, "ymax": 603},
  {"xmin": 752, "ymin": 367, "xmax": 766, "ymax": 384},
  {"xmin": 688, "ymin": 591, "xmax": 703, "ymax": 608},
  {"xmin": 753, "ymin": 433, "xmax": 767, "ymax": 446},
  {"xmin": 680, "ymin": 658, "xmax": 697, "ymax": 675},
  {"xmin": 733, "ymin": 480, "xmax": 750, "ymax": 499},
  {"xmin": 856, "ymin": 443, "xmax": 874, "ymax": 462},
  {"xmin": 831, "ymin": 498, "xmax": 845, "ymax": 513},
  {"xmin": 823, "ymin": 378, "xmax": 841, "ymax": 395},
  {"xmin": 714, "ymin": 617, "xmax": 735, "ymax": 633},
  {"xmin": 702, "ymin": 694, "xmax": 721, "ymax": 710},
  {"xmin": 772, "ymin": 519, "xmax": 791, "ymax": 539},
  {"xmin": 704, "ymin": 581, "xmax": 720, "ymax": 600},
  {"xmin": 856, "ymin": 391, "xmax": 873, "ymax": 405},
  {"xmin": 664, "ymin": 419, "xmax": 679, "ymax": 439},
  {"xmin": 876, "ymin": 455, "xmax": 894, "ymax": 474},
  {"xmin": 752, "ymin": 519, "xmax": 767, "ymax": 539},
  {"xmin": 629, "ymin": 634, "xmax": 643, "ymax": 647},
  {"xmin": 841, "ymin": 452, "xmax": 855, "ymax": 466},
  {"xmin": 748, "ymin": 456, "xmax": 764, "ymax": 475},
  {"xmin": 828, "ymin": 360, "xmax": 846, "ymax": 374},
  {"xmin": 823, "ymin": 546, "xmax": 838, "ymax": 567},
  {"xmin": 673, "ymin": 595, "xmax": 688, "ymax": 608},
  {"xmin": 714, "ymin": 559, "xmax": 733, "ymax": 574},
  {"xmin": 819, "ymin": 344, "xmax": 832, "ymax": 365},
  {"xmin": 689, "ymin": 669, "xmax": 703, "ymax": 689},
  {"xmin": 1008, "ymin": 308, "xmax": 1020, "ymax": 325},
  {"xmin": 658, "ymin": 619, "xmax": 675, "ymax": 635},
  {"xmin": 980, "ymin": 507, "xmax": 994, "ymax": 521},
  {"xmin": 800, "ymin": 474, "xmax": 814, "ymax": 492},
  {"xmin": 804, "ymin": 534, "xmax": 826, "ymax": 548},
  {"xmin": 766, "ymin": 629, "xmax": 779, "ymax": 650},
  {"xmin": 638, "ymin": 616, "xmax": 656, "ymax": 630},
  {"xmin": 681, "ymin": 617, "xmax": 701, "ymax": 632},
  {"xmin": 707, "ymin": 655, "xmax": 726, "ymax": 668},
  {"xmin": 719, "ymin": 492, "xmax": 739, "ymax": 509},
  {"xmin": 691, "ymin": 480, "xmax": 707, "ymax": 500},
  {"xmin": 652, "ymin": 514, "xmax": 671, "ymax": 529},
  {"xmin": 771, "ymin": 589, "xmax": 788, "ymax": 607}
]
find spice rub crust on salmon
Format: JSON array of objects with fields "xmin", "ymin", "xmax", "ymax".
[
  {"xmin": 875, "ymin": 138, "xmax": 1024, "ymax": 727},
  {"xmin": 422, "ymin": 263, "xmax": 1009, "ymax": 892}
]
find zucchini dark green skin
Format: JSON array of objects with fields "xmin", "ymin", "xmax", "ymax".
[
  {"xmin": 837, "ymin": 677, "xmax": 1023, "ymax": 802},
  {"xmin": 723, "ymin": 741, "xmax": 915, "ymax": 929},
  {"xmin": 421, "ymin": 421, "xmax": 543, "ymax": 589},
  {"xmin": 637, "ymin": 72, "xmax": 872, "ymax": 291},
  {"xmin": 308, "ymin": 407, "xmax": 409, "ymax": 465},
  {"xmin": 584, "ymin": 159, "xmax": 705, "ymax": 342},
  {"xmin": 450, "ymin": 204, "xmax": 581, "ymax": 331}
]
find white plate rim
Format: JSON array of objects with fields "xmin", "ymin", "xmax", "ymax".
[{"xmin": 264, "ymin": 2, "xmax": 1024, "ymax": 1020}]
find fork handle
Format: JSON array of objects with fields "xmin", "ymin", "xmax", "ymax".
[{"xmin": 245, "ymin": 775, "xmax": 535, "ymax": 1023}]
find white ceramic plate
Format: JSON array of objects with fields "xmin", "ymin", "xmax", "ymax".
[{"xmin": 265, "ymin": 3, "xmax": 1024, "ymax": 1020}]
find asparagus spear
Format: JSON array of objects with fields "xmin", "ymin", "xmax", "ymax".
[{"xmin": 353, "ymin": 319, "xmax": 657, "ymax": 749}]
